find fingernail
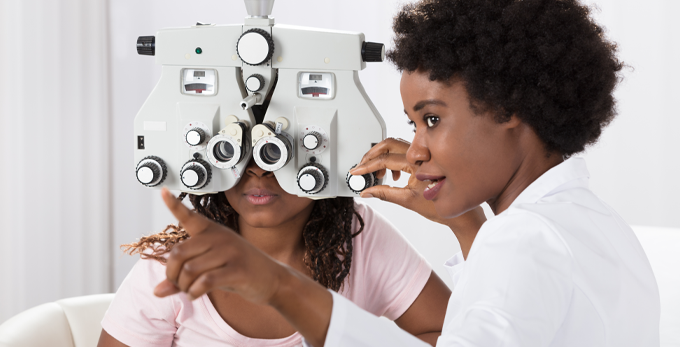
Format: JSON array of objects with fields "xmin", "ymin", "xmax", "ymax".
[
  {"xmin": 186, "ymin": 294, "xmax": 196, "ymax": 301},
  {"xmin": 361, "ymin": 193, "xmax": 374, "ymax": 198}
]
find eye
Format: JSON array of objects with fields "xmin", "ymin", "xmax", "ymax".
[
  {"xmin": 406, "ymin": 119, "xmax": 416, "ymax": 133},
  {"xmin": 426, "ymin": 115, "xmax": 439, "ymax": 128}
]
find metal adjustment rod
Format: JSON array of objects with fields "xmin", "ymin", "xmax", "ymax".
[{"xmin": 244, "ymin": 0, "xmax": 275, "ymax": 18}]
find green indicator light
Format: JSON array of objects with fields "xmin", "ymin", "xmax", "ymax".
[{"xmin": 195, "ymin": 47, "xmax": 203, "ymax": 54}]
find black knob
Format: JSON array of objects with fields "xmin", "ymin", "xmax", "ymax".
[
  {"xmin": 135, "ymin": 156, "xmax": 167, "ymax": 187},
  {"xmin": 361, "ymin": 42, "xmax": 384, "ymax": 62},
  {"xmin": 137, "ymin": 36, "xmax": 155, "ymax": 56},
  {"xmin": 245, "ymin": 74, "xmax": 265, "ymax": 92},
  {"xmin": 180, "ymin": 159, "xmax": 212, "ymax": 189},
  {"xmin": 346, "ymin": 165, "xmax": 378, "ymax": 193},
  {"xmin": 297, "ymin": 163, "xmax": 328, "ymax": 194},
  {"xmin": 185, "ymin": 128, "xmax": 205, "ymax": 146},
  {"xmin": 302, "ymin": 132, "xmax": 322, "ymax": 150},
  {"xmin": 237, "ymin": 28, "xmax": 275, "ymax": 66}
]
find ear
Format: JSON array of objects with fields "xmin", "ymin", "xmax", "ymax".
[{"xmin": 504, "ymin": 114, "xmax": 522, "ymax": 129}]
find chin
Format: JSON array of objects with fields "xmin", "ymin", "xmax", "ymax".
[{"xmin": 433, "ymin": 199, "xmax": 470, "ymax": 219}]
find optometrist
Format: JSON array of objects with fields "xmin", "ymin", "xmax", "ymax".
[{"xmin": 153, "ymin": 0, "xmax": 660, "ymax": 346}]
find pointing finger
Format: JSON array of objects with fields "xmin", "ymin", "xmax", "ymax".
[{"xmin": 161, "ymin": 188, "xmax": 211, "ymax": 237}]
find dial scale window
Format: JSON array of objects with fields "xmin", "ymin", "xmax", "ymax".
[
  {"xmin": 298, "ymin": 72, "xmax": 335, "ymax": 99},
  {"xmin": 181, "ymin": 69, "xmax": 217, "ymax": 95}
]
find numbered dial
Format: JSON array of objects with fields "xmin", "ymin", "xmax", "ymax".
[
  {"xmin": 299, "ymin": 125, "xmax": 329, "ymax": 155},
  {"xmin": 236, "ymin": 28, "xmax": 274, "ymax": 66},
  {"xmin": 346, "ymin": 164, "xmax": 378, "ymax": 194},
  {"xmin": 180, "ymin": 159, "xmax": 212, "ymax": 189},
  {"xmin": 182, "ymin": 121, "xmax": 210, "ymax": 149},
  {"xmin": 297, "ymin": 163, "xmax": 328, "ymax": 194},
  {"xmin": 245, "ymin": 74, "xmax": 265, "ymax": 92},
  {"xmin": 135, "ymin": 156, "xmax": 167, "ymax": 187},
  {"xmin": 302, "ymin": 131, "xmax": 322, "ymax": 150},
  {"xmin": 185, "ymin": 128, "xmax": 205, "ymax": 146}
]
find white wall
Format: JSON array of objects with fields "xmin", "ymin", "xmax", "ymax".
[{"xmin": 1, "ymin": 0, "xmax": 678, "ymax": 322}]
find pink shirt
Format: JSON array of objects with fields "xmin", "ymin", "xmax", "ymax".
[{"xmin": 102, "ymin": 201, "xmax": 432, "ymax": 347}]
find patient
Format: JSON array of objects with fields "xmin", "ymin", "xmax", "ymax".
[{"xmin": 96, "ymin": 159, "xmax": 459, "ymax": 347}]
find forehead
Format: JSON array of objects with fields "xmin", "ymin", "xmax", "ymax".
[{"xmin": 400, "ymin": 71, "xmax": 469, "ymax": 111}]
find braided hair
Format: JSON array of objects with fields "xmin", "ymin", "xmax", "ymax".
[{"xmin": 122, "ymin": 192, "xmax": 364, "ymax": 292}]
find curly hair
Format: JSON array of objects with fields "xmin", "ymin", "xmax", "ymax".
[
  {"xmin": 387, "ymin": 0, "xmax": 624, "ymax": 155},
  {"xmin": 122, "ymin": 193, "xmax": 364, "ymax": 292}
]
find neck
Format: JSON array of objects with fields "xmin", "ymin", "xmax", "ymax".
[
  {"xmin": 488, "ymin": 149, "xmax": 563, "ymax": 215},
  {"xmin": 237, "ymin": 206, "xmax": 314, "ymax": 267}
]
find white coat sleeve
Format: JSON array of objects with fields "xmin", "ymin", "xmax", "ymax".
[{"xmin": 304, "ymin": 290, "xmax": 430, "ymax": 347}]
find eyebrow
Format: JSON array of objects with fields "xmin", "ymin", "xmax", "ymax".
[{"xmin": 412, "ymin": 99, "xmax": 447, "ymax": 112}]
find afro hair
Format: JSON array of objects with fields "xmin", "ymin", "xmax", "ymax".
[{"xmin": 387, "ymin": 0, "xmax": 624, "ymax": 155}]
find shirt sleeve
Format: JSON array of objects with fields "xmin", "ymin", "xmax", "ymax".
[
  {"xmin": 101, "ymin": 257, "xmax": 177, "ymax": 347},
  {"xmin": 437, "ymin": 211, "xmax": 574, "ymax": 346},
  {"xmin": 312, "ymin": 290, "xmax": 431, "ymax": 347},
  {"xmin": 351, "ymin": 202, "xmax": 432, "ymax": 320}
]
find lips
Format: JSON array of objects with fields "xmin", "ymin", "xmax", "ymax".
[
  {"xmin": 416, "ymin": 174, "xmax": 446, "ymax": 201},
  {"xmin": 243, "ymin": 188, "xmax": 278, "ymax": 205}
]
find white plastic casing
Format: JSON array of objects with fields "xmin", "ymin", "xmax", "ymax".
[{"xmin": 134, "ymin": 19, "xmax": 385, "ymax": 196}]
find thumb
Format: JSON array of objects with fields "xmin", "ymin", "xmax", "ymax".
[
  {"xmin": 360, "ymin": 185, "xmax": 417, "ymax": 209},
  {"xmin": 154, "ymin": 278, "xmax": 180, "ymax": 298}
]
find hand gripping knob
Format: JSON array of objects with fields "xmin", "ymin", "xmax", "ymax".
[
  {"xmin": 346, "ymin": 165, "xmax": 378, "ymax": 194},
  {"xmin": 135, "ymin": 156, "xmax": 167, "ymax": 187},
  {"xmin": 302, "ymin": 131, "xmax": 322, "ymax": 150},
  {"xmin": 297, "ymin": 163, "xmax": 328, "ymax": 194},
  {"xmin": 361, "ymin": 42, "xmax": 385, "ymax": 62},
  {"xmin": 237, "ymin": 28, "xmax": 275, "ymax": 66},
  {"xmin": 180, "ymin": 159, "xmax": 212, "ymax": 189},
  {"xmin": 185, "ymin": 128, "xmax": 206, "ymax": 146}
]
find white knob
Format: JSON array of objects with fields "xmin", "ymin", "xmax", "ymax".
[
  {"xmin": 137, "ymin": 166, "xmax": 155, "ymax": 184},
  {"xmin": 348, "ymin": 175, "xmax": 367, "ymax": 192},
  {"xmin": 246, "ymin": 74, "xmax": 264, "ymax": 92},
  {"xmin": 303, "ymin": 132, "xmax": 321, "ymax": 150},
  {"xmin": 298, "ymin": 173, "xmax": 318, "ymax": 191},
  {"xmin": 186, "ymin": 128, "xmax": 205, "ymax": 146},
  {"xmin": 181, "ymin": 169, "xmax": 199, "ymax": 187}
]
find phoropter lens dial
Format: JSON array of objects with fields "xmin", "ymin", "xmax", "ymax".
[
  {"xmin": 346, "ymin": 164, "xmax": 378, "ymax": 194},
  {"xmin": 253, "ymin": 124, "xmax": 294, "ymax": 172},
  {"xmin": 297, "ymin": 163, "xmax": 329, "ymax": 194},
  {"xmin": 302, "ymin": 131, "xmax": 322, "ymax": 150},
  {"xmin": 236, "ymin": 28, "xmax": 274, "ymax": 66},
  {"xmin": 186, "ymin": 128, "xmax": 206, "ymax": 146},
  {"xmin": 180, "ymin": 159, "xmax": 212, "ymax": 189},
  {"xmin": 136, "ymin": 156, "xmax": 167, "ymax": 187},
  {"xmin": 206, "ymin": 122, "xmax": 251, "ymax": 169}
]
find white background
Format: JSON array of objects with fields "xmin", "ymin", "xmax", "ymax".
[{"xmin": 1, "ymin": 0, "xmax": 678, "ymax": 324}]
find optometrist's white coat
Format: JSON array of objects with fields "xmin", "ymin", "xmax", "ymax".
[{"xmin": 308, "ymin": 157, "xmax": 660, "ymax": 347}]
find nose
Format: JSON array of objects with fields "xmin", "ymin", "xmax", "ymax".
[
  {"xmin": 406, "ymin": 129, "xmax": 431, "ymax": 166},
  {"xmin": 246, "ymin": 159, "xmax": 273, "ymax": 178}
]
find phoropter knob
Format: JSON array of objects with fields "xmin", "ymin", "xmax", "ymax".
[
  {"xmin": 137, "ymin": 36, "xmax": 155, "ymax": 56},
  {"xmin": 180, "ymin": 159, "xmax": 212, "ymax": 189},
  {"xmin": 302, "ymin": 132, "xmax": 322, "ymax": 150},
  {"xmin": 185, "ymin": 128, "xmax": 206, "ymax": 146},
  {"xmin": 135, "ymin": 156, "xmax": 167, "ymax": 187},
  {"xmin": 346, "ymin": 165, "xmax": 378, "ymax": 193},
  {"xmin": 237, "ymin": 28, "xmax": 275, "ymax": 66},
  {"xmin": 297, "ymin": 163, "xmax": 328, "ymax": 194},
  {"xmin": 361, "ymin": 42, "xmax": 385, "ymax": 62},
  {"xmin": 245, "ymin": 74, "xmax": 265, "ymax": 92}
]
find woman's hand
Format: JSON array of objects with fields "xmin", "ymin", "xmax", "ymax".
[
  {"xmin": 153, "ymin": 188, "xmax": 333, "ymax": 346},
  {"xmin": 351, "ymin": 138, "xmax": 486, "ymax": 238},
  {"xmin": 153, "ymin": 188, "xmax": 287, "ymax": 304}
]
